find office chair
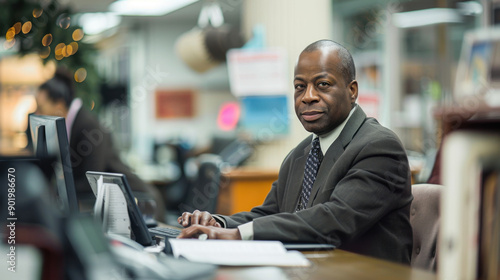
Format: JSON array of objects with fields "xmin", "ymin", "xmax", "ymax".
[
  {"xmin": 410, "ymin": 183, "xmax": 444, "ymax": 271},
  {"xmin": 179, "ymin": 154, "xmax": 222, "ymax": 214},
  {"xmin": 218, "ymin": 139, "xmax": 253, "ymax": 168},
  {"xmin": 154, "ymin": 142, "xmax": 191, "ymax": 212}
]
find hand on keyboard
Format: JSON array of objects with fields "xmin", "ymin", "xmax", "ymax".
[
  {"xmin": 177, "ymin": 225, "xmax": 241, "ymax": 240},
  {"xmin": 178, "ymin": 210, "xmax": 221, "ymax": 228}
]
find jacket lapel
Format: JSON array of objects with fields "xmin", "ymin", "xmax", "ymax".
[
  {"xmin": 306, "ymin": 106, "xmax": 367, "ymax": 207},
  {"xmin": 284, "ymin": 136, "xmax": 311, "ymax": 212}
]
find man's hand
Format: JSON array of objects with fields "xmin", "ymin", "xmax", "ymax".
[
  {"xmin": 177, "ymin": 210, "xmax": 221, "ymax": 228},
  {"xmin": 177, "ymin": 225, "xmax": 241, "ymax": 240}
]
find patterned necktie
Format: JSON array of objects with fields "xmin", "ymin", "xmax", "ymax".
[{"xmin": 297, "ymin": 137, "xmax": 323, "ymax": 211}]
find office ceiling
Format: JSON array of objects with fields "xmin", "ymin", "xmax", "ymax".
[
  {"xmin": 62, "ymin": 0, "xmax": 241, "ymax": 24},
  {"xmin": 63, "ymin": 0, "xmax": 115, "ymax": 13}
]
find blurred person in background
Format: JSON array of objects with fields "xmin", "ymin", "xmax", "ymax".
[{"xmin": 33, "ymin": 67, "xmax": 165, "ymax": 222}]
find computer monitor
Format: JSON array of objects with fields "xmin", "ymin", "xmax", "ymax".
[
  {"xmin": 454, "ymin": 27, "xmax": 500, "ymax": 106},
  {"xmin": 29, "ymin": 114, "xmax": 78, "ymax": 214},
  {"xmin": 85, "ymin": 171, "xmax": 154, "ymax": 246}
]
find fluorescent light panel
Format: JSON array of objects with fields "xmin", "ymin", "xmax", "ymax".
[
  {"xmin": 109, "ymin": 0, "xmax": 199, "ymax": 16},
  {"xmin": 392, "ymin": 8, "xmax": 462, "ymax": 28},
  {"xmin": 78, "ymin": 13, "xmax": 121, "ymax": 35}
]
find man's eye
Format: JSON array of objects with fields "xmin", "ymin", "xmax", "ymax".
[
  {"xmin": 295, "ymin": 84, "xmax": 305, "ymax": 90},
  {"xmin": 318, "ymin": 82, "xmax": 330, "ymax": 87}
]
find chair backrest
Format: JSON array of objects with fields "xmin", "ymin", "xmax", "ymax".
[
  {"xmin": 180, "ymin": 154, "xmax": 222, "ymax": 213},
  {"xmin": 410, "ymin": 183, "xmax": 444, "ymax": 271}
]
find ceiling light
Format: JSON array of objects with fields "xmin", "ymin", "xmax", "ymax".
[
  {"xmin": 392, "ymin": 8, "xmax": 462, "ymax": 28},
  {"xmin": 109, "ymin": 0, "xmax": 198, "ymax": 16},
  {"xmin": 78, "ymin": 13, "xmax": 121, "ymax": 35},
  {"xmin": 457, "ymin": 1, "xmax": 483, "ymax": 16}
]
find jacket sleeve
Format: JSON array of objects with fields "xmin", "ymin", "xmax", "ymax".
[{"xmin": 219, "ymin": 149, "xmax": 297, "ymax": 228}]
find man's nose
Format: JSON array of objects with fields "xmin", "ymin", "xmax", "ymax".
[{"xmin": 302, "ymin": 84, "xmax": 319, "ymax": 103}]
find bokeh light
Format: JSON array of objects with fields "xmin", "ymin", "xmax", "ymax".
[
  {"xmin": 33, "ymin": 8, "xmax": 43, "ymax": 18},
  {"xmin": 65, "ymin": 44, "xmax": 73, "ymax": 56},
  {"xmin": 13, "ymin": 22, "xmax": 21, "ymax": 34},
  {"xmin": 74, "ymin": 68, "xmax": 87, "ymax": 83},
  {"xmin": 55, "ymin": 43, "xmax": 65, "ymax": 60},
  {"xmin": 42, "ymin": 34, "xmax": 53, "ymax": 46},
  {"xmin": 72, "ymin": 29, "xmax": 84, "ymax": 41},
  {"xmin": 22, "ymin": 21, "xmax": 32, "ymax": 34},
  {"xmin": 6, "ymin": 28, "xmax": 15, "ymax": 41},
  {"xmin": 68, "ymin": 42, "xmax": 78, "ymax": 55},
  {"xmin": 39, "ymin": 46, "xmax": 51, "ymax": 59},
  {"xmin": 57, "ymin": 14, "xmax": 71, "ymax": 29},
  {"xmin": 3, "ymin": 38, "xmax": 16, "ymax": 50},
  {"xmin": 54, "ymin": 43, "xmax": 65, "ymax": 55}
]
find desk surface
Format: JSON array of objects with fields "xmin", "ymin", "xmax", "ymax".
[{"xmin": 216, "ymin": 249, "xmax": 436, "ymax": 280}]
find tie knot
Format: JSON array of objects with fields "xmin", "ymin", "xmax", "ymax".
[{"xmin": 311, "ymin": 137, "xmax": 322, "ymax": 159}]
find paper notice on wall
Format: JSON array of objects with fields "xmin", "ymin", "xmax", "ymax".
[{"xmin": 227, "ymin": 48, "xmax": 288, "ymax": 96}]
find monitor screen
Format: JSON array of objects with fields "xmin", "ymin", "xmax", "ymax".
[
  {"xmin": 455, "ymin": 27, "xmax": 500, "ymax": 105},
  {"xmin": 29, "ymin": 114, "xmax": 78, "ymax": 214}
]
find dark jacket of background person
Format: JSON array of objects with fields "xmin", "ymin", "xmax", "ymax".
[{"xmin": 69, "ymin": 106, "xmax": 165, "ymax": 220}]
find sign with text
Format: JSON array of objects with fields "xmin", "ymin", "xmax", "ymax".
[{"xmin": 227, "ymin": 48, "xmax": 288, "ymax": 96}]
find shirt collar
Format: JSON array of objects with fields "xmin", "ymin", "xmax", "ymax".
[
  {"xmin": 314, "ymin": 105, "xmax": 357, "ymax": 155},
  {"xmin": 65, "ymin": 98, "xmax": 82, "ymax": 140}
]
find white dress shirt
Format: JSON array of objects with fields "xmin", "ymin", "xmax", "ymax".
[{"xmin": 65, "ymin": 98, "xmax": 83, "ymax": 141}]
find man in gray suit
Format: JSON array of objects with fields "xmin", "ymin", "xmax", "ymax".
[{"xmin": 178, "ymin": 39, "xmax": 413, "ymax": 264}]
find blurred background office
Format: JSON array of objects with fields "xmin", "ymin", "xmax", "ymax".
[{"xmin": 0, "ymin": 0, "xmax": 498, "ymax": 219}]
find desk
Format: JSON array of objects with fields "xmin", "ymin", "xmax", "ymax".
[
  {"xmin": 217, "ymin": 168, "xmax": 278, "ymax": 215},
  {"xmin": 216, "ymin": 249, "xmax": 436, "ymax": 280}
]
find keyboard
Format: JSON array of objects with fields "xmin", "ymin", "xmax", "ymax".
[{"xmin": 149, "ymin": 226, "xmax": 183, "ymax": 239}]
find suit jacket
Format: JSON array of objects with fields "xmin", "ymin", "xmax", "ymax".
[{"xmin": 220, "ymin": 106, "xmax": 413, "ymax": 264}]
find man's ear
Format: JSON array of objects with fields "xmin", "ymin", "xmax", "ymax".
[{"xmin": 348, "ymin": 80, "xmax": 358, "ymax": 104}]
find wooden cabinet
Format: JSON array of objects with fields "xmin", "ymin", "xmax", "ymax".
[{"xmin": 216, "ymin": 167, "xmax": 278, "ymax": 215}]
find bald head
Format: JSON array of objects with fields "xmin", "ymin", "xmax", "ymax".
[{"xmin": 301, "ymin": 40, "xmax": 356, "ymax": 85}]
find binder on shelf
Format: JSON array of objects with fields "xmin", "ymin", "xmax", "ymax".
[
  {"xmin": 478, "ymin": 171, "xmax": 500, "ymax": 280},
  {"xmin": 439, "ymin": 131, "xmax": 500, "ymax": 280}
]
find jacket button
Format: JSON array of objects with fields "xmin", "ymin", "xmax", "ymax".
[
  {"xmin": 411, "ymin": 208, "xmax": 416, "ymax": 216},
  {"xmin": 415, "ymin": 247, "xmax": 420, "ymax": 254}
]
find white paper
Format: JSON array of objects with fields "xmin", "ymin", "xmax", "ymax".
[
  {"xmin": 226, "ymin": 48, "xmax": 288, "ymax": 96},
  {"xmin": 168, "ymin": 239, "xmax": 310, "ymax": 267},
  {"xmin": 102, "ymin": 183, "xmax": 131, "ymax": 239}
]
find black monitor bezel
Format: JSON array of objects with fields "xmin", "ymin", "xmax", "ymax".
[
  {"xmin": 29, "ymin": 114, "xmax": 78, "ymax": 214},
  {"xmin": 85, "ymin": 171, "xmax": 154, "ymax": 246}
]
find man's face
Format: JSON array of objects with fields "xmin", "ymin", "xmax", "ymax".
[
  {"xmin": 294, "ymin": 48, "xmax": 357, "ymax": 135},
  {"xmin": 35, "ymin": 90, "xmax": 65, "ymax": 117}
]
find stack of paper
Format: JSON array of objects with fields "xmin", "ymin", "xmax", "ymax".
[{"xmin": 168, "ymin": 239, "xmax": 311, "ymax": 267}]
